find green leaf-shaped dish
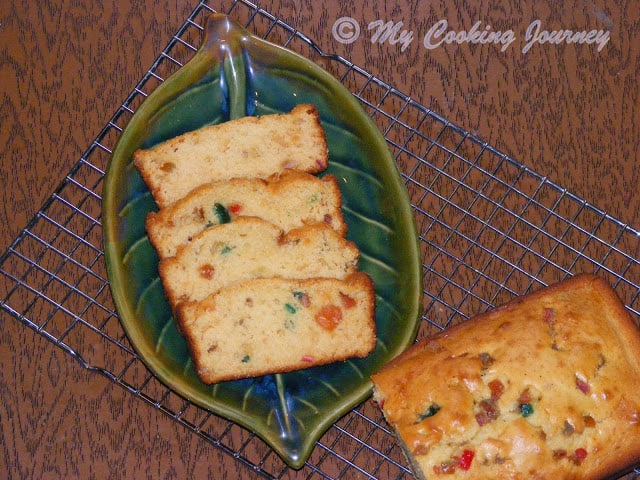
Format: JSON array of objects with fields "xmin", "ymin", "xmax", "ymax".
[{"xmin": 103, "ymin": 14, "xmax": 421, "ymax": 468}]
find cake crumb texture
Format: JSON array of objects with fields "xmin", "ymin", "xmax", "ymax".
[
  {"xmin": 158, "ymin": 216, "xmax": 360, "ymax": 308},
  {"xmin": 133, "ymin": 104, "xmax": 329, "ymax": 208},
  {"xmin": 177, "ymin": 273, "xmax": 376, "ymax": 384},
  {"xmin": 145, "ymin": 170, "xmax": 346, "ymax": 259}
]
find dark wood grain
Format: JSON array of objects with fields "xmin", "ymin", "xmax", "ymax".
[{"xmin": 1, "ymin": 1, "xmax": 638, "ymax": 478}]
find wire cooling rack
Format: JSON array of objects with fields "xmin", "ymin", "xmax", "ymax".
[{"xmin": 1, "ymin": 1, "xmax": 639, "ymax": 478}]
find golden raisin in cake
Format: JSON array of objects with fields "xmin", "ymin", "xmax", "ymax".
[
  {"xmin": 133, "ymin": 104, "xmax": 329, "ymax": 208},
  {"xmin": 176, "ymin": 272, "xmax": 376, "ymax": 384},
  {"xmin": 158, "ymin": 216, "xmax": 360, "ymax": 309},
  {"xmin": 145, "ymin": 170, "xmax": 346, "ymax": 259},
  {"xmin": 371, "ymin": 274, "xmax": 640, "ymax": 480}
]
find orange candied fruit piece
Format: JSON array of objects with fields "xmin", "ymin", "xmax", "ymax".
[
  {"xmin": 315, "ymin": 305, "xmax": 343, "ymax": 331},
  {"xmin": 199, "ymin": 264, "xmax": 215, "ymax": 280},
  {"xmin": 339, "ymin": 292, "xmax": 356, "ymax": 308},
  {"xmin": 160, "ymin": 161, "xmax": 175, "ymax": 172}
]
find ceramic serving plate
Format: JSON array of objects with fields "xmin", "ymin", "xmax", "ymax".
[{"xmin": 102, "ymin": 14, "xmax": 422, "ymax": 468}]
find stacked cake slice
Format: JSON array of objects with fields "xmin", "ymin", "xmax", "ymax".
[{"xmin": 134, "ymin": 104, "xmax": 376, "ymax": 384}]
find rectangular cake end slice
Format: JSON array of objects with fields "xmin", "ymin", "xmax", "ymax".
[{"xmin": 371, "ymin": 274, "xmax": 640, "ymax": 480}]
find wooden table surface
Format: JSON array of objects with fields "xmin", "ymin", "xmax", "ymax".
[{"xmin": 1, "ymin": 1, "xmax": 638, "ymax": 478}]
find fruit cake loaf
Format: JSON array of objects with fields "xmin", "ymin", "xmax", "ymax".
[
  {"xmin": 158, "ymin": 216, "xmax": 360, "ymax": 309},
  {"xmin": 145, "ymin": 170, "xmax": 346, "ymax": 259},
  {"xmin": 176, "ymin": 272, "xmax": 376, "ymax": 384},
  {"xmin": 371, "ymin": 274, "xmax": 640, "ymax": 480},
  {"xmin": 133, "ymin": 104, "xmax": 329, "ymax": 208}
]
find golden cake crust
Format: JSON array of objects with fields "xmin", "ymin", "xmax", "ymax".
[{"xmin": 371, "ymin": 274, "xmax": 640, "ymax": 480}]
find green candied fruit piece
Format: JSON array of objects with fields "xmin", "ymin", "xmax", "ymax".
[
  {"xmin": 241, "ymin": 355, "xmax": 251, "ymax": 363},
  {"xmin": 213, "ymin": 203, "xmax": 231, "ymax": 224},
  {"xmin": 418, "ymin": 403, "xmax": 441, "ymax": 421},
  {"xmin": 284, "ymin": 303, "xmax": 297, "ymax": 314},
  {"xmin": 520, "ymin": 403, "xmax": 534, "ymax": 417},
  {"xmin": 220, "ymin": 245, "xmax": 234, "ymax": 255}
]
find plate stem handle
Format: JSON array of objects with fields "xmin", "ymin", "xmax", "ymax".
[{"xmin": 204, "ymin": 14, "xmax": 249, "ymax": 120}]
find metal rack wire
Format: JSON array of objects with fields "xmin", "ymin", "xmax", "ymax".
[{"xmin": 1, "ymin": 1, "xmax": 639, "ymax": 478}]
